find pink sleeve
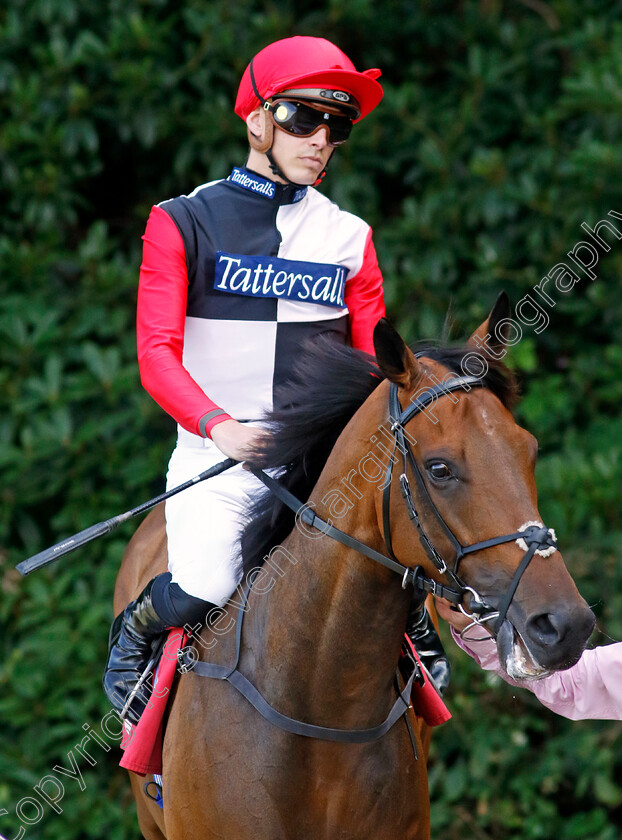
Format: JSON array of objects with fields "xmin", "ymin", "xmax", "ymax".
[
  {"xmin": 136, "ymin": 205, "xmax": 232, "ymax": 438},
  {"xmin": 344, "ymin": 228, "xmax": 385, "ymax": 355},
  {"xmin": 530, "ymin": 644, "xmax": 622, "ymax": 720},
  {"xmin": 451, "ymin": 629, "xmax": 622, "ymax": 720},
  {"xmin": 450, "ymin": 628, "xmax": 516, "ymax": 679}
]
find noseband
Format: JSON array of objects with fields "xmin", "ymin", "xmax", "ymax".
[{"xmin": 384, "ymin": 375, "xmax": 558, "ymax": 636}]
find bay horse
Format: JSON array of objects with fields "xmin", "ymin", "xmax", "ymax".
[{"xmin": 114, "ymin": 294, "xmax": 595, "ymax": 840}]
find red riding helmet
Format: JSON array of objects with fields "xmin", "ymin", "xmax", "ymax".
[{"xmin": 235, "ymin": 36, "xmax": 383, "ymax": 123}]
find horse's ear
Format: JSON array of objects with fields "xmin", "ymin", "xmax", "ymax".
[
  {"xmin": 373, "ymin": 318, "xmax": 419, "ymax": 388},
  {"xmin": 468, "ymin": 291, "xmax": 511, "ymax": 355}
]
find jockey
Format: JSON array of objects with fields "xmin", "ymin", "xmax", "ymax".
[{"xmin": 103, "ymin": 35, "xmax": 450, "ymax": 721}]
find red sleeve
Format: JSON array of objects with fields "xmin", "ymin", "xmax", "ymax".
[
  {"xmin": 136, "ymin": 205, "xmax": 232, "ymax": 437},
  {"xmin": 344, "ymin": 228, "xmax": 386, "ymax": 355}
]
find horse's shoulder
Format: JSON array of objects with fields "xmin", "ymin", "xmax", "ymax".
[{"xmin": 192, "ymin": 600, "xmax": 246, "ymax": 668}]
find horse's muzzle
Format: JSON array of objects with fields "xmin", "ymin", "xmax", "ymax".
[{"xmin": 498, "ymin": 602, "xmax": 596, "ymax": 679}]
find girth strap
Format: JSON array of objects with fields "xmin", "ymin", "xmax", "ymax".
[
  {"xmin": 179, "ymin": 583, "xmax": 418, "ymax": 743},
  {"xmin": 187, "ymin": 659, "xmax": 417, "ymax": 743}
]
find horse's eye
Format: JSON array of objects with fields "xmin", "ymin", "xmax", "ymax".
[{"xmin": 427, "ymin": 462, "xmax": 453, "ymax": 481}]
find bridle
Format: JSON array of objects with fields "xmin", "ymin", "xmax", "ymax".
[
  {"xmin": 382, "ymin": 374, "xmax": 558, "ymax": 637},
  {"xmin": 253, "ymin": 372, "xmax": 558, "ymax": 639}
]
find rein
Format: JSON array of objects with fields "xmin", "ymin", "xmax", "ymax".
[{"xmin": 249, "ymin": 466, "xmax": 463, "ymax": 605}]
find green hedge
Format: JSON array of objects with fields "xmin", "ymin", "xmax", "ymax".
[{"xmin": 1, "ymin": 1, "xmax": 621, "ymax": 837}]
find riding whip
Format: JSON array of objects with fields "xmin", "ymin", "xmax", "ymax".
[{"xmin": 16, "ymin": 457, "xmax": 238, "ymax": 576}]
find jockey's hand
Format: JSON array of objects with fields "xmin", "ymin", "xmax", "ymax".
[{"xmin": 210, "ymin": 419, "xmax": 270, "ymax": 461}]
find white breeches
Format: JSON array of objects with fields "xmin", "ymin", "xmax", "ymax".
[{"xmin": 164, "ymin": 433, "xmax": 265, "ymax": 605}]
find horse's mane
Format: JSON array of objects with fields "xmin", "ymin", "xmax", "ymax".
[{"xmin": 240, "ymin": 335, "xmax": 518, "ymax": 576}]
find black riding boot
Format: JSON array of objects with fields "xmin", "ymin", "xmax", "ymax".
[
  {"xmin": 103, "ymin": 573, "xmax": 216, "ymax": 722},
  {"xmin": 103, "ymin": 577, "xmax": 169, "ymax": 723},
  {"xmin": 406, "ymin": 598, "xmax": 451, "ymax": 696}
]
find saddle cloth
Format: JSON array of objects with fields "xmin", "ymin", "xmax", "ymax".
[{"xmin": 120, "ymin": 627, "xmax": 187, "ymax": 776}]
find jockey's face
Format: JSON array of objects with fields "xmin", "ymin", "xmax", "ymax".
[
  {"xmin": 245, "ymin": 106, "xmax": 335, "ymax": 186},
  {"xmin": 269, "ymin": 120, "xmax": 334, "ymax": 185}
]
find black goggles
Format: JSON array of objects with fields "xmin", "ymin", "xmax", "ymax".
[{"xmin": 266, "ymin": 100, "xmax": 353, "ymax": 146}]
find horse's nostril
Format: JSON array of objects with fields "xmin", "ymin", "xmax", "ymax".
[
  {"xmin": 522, "ymin": 605, "xmax": 595, "ymax": 670},
  {"xmin": 526, "ymin": 612, "xmax": 564, "ymax": 647}
]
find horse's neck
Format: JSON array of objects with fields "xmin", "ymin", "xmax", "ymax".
[{"xmin": 243, "ymin": 392, "xmax": 412, "ymax": 726}]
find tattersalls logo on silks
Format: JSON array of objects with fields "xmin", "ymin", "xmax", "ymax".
[
  {"xmin": 214, "ymin": 252, "xmax": 348, "ymax": 309},
  {"xmin": 229, "ymin": 167, "xmax": 276, "ymax": 198}
]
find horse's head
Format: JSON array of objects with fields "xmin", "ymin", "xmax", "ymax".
[{"xmin": 373, "ymin": 294, "xmax": 595, "ymax": 679}]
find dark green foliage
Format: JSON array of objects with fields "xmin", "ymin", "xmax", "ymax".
[{"xmin": 1, "ymin": 1, "xmax": 621, "ymax": 837}]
